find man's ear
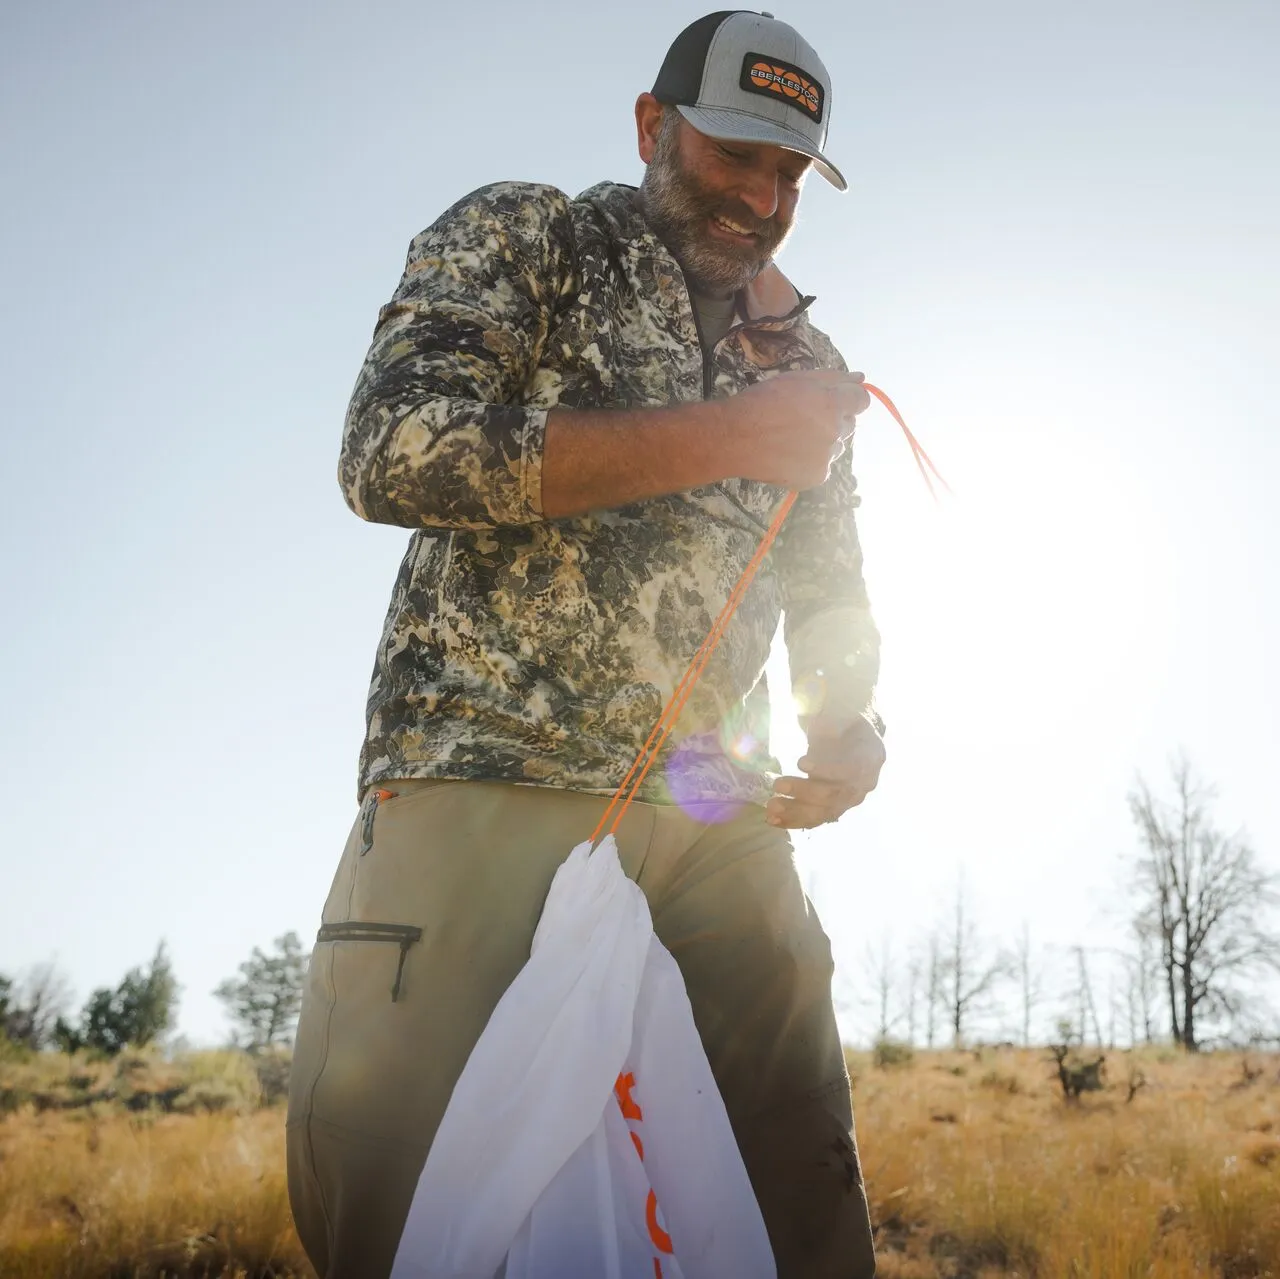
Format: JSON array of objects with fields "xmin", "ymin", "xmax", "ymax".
[{"xmin": 635, "ymin": 92, "xmax": 665, "ymax": 165}]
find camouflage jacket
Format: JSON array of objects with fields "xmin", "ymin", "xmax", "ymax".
[{"xmin": 341, "ymin": 180, "xmax": 880, "ymax": 808}]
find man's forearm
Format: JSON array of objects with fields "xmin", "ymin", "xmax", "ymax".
[{"xmin": 542, "ymin": 401, "xmax": 740, "ymax": 518}]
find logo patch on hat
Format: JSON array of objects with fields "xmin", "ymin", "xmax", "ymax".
[{"xmin": 739, "ymin": 53, "xmax": 824, "ymax": 122}]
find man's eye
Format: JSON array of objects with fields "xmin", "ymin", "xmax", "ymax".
[{"xmin": 718, "ymin": 145, "xmax": 749, "ymax": 162}]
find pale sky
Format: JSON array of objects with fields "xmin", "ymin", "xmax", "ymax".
[{"xmin": 2, "ymin": 0, "xmax": 1277, "ymax": 1047}]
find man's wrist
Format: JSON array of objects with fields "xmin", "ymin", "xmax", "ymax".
[
  {"xmin": 542, "ymin": 398, "xmax": 740, "ymax": 517},
  {"xmin": 798, "ymin": 703, "xmax": 885, "ymax": 740},
  {"xmin": 685, "ymin": 397, "xmax": 739, "ymax": 484}
]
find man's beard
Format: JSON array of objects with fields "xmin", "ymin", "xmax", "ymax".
[{"xmin": 639, "ymin": 111, "xmax": 794, "ymax": 296}]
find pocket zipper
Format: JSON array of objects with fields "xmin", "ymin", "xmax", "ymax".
[
  {"xmin": 359, "ymin": 788, "xmax": 399, "ymax": 857},
  {"xmin": 316, "ymin": 922, "xmax": 423, "ymax": 1002}
]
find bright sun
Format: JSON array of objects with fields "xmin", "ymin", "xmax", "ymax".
[
  {"xmin": 758, "ymin": 396, "xmax": 1179, "ymax": 1023},
  {"xmin": 767, "ymin": 398, "xmax": 1173, "ymax": 782}
]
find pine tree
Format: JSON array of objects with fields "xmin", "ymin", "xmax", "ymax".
[{"xmin": 215, "ymin": 932, "xmax": 309, "ymax": 1052}]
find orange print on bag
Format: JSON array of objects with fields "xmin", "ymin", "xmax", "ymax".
[{"xmin": 614, "ymin": 1072, "xmax": 676, "ymax": 1266}]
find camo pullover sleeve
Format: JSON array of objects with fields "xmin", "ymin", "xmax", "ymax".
[
  {"xmin": 772, "ymin": 337, "xmax": 884, "ymax": 734},
  {"xmin": 340, "ymin": 182, "xmax": 577, "ymax": 528}
]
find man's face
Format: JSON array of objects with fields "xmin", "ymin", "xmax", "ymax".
[{"xmin": 641, "ymin": 109, "xmax": 810, "ymax": 295}]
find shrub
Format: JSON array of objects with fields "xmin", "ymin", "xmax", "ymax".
[
  {"xmin": 874, "ymin": 1038, "xmax": 916, "ymax": 1069},
  {"xmin": 0, "ymin": 1085, "xmax": 34, "ymax": 1115},
  {"xmin": 0, "ymin": 1033, "xmax": 32, "ymax": 1064},
  {"xmin": 252, "ymin": 1045, "xmax": 293, "ymax": 1106},
  {"xmin": 979, "ymin": 1068, "xmax": 1022, "ymax": 1095},
  {"xmin": 170, "ymin": 1049, "xmax": 263, "ymax": 1114}
]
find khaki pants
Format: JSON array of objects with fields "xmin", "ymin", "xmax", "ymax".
[{"xmin": 286, "ymin": 779, "xmax": 876, "ymax": 1278}]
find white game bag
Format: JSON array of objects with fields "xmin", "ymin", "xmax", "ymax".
[{"xmin": 389, "ymin": 835, "xmax": 776, "ymax": 1279}]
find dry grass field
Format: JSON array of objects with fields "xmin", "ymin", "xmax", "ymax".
[
  {"xmin": 1, "ymin": 1046, "xmax": 1277, "ymax": 1277},
  {"xmin": 852, "ymin": 1046, "xmax": 1280, "ymax": 1278}
]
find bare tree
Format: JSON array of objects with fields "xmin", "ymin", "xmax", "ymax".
[
  {"xmin": 861, "ymin": 937, "xmax": 898, "ymax": 1043},
  {"xmin": 1130, "ymin": 755, "xmax": 1280, "ymax": 1051},
  {"xmin": 1106, "ymin": 970, "xmax": 1119, "ymax": 1050},
  {"xmin": 1122, "ymin": 924, "xmax": 1159, "ymax": 1046},
  {"xmin": 1072, "ymin": 947, "xmax": 1104, "ymax": 1047},
  {"xmin": 943, "ymin": 880, "xmax": 1005, "ymax": 1046},
  {"xmin": 924, "ymin": 932, "xmax": 944, "ymax": 1048},
  {"xmin": 1, "ymin": 961, "xmax": 73, "ymax": 1050},
  {"xmin": 903, "ymin": 953, "xmax": 922, "ymax": 1046},
  {"xmin": 1012, "ymin": 922, "xmax": 1043, "ymax": 1046}
]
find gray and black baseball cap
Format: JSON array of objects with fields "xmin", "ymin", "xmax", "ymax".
[{"xmin": 652, "ymin": 10, "xmax": 847, "ymax": 191}]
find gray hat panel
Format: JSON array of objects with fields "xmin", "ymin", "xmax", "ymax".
[
  {"xmin": 697, "ymin": 14, "xmax": 830, "ymax": 148},
  {"xmin": 657, "ymin": 10, "xmax": 845, "ymax": 191}
]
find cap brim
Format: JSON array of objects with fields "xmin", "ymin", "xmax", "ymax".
[{"xmin": 677, "ymin": 104, "xmax": 848, "ymax": 192}]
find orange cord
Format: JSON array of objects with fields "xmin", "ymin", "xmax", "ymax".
[
  {"xmin": 863, "ymin": 383, "xmax": 951, "ymax": 502},
  {"xmin": 588, "ymin": 383, "xmax": 946, "ymax": 847},
  {"xmin": 588, "ymin": 491, "xmax": 797, "ymax": 845}
]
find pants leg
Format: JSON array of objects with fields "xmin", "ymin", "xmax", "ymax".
[
  {"xmin": 285, "ymin": 780, "xmax": 656, "ymax": 1278},
  {"xmin": 642, "ymin": 804, "xmax": 876, "ymax": 1278},
  {"xmin": 286, "ymin": 782, "xmax": 875, "ymax": 1278}
]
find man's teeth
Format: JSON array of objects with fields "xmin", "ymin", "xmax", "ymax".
[{"xmin": 714, "ymin": 215, "xmax": 754, "ymax": 236}]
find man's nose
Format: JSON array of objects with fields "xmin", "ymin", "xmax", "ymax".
[{"xmin": 738, "ymin": 170, "xmax": 779, "ymax": 221}]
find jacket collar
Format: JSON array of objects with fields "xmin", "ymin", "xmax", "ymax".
[{"xmin": 578, "ymin": 181, "xmax": 814, "ymax": 329}]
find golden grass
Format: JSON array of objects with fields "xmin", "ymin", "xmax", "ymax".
[
  {"xmin": 1, "ymin": 1047, "xmax": 1277, "ymax": 1277},
  {"xmin": 857, "ymin": 1047, "xmax": 1280, "ymax": 1278},
  {"xmin": 0, "ymin": 1107, "xmax": 311, "ymax": 1278}
]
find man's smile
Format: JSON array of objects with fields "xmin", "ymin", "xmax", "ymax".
[{"xmin": 709, "ymin": 213, "xmax": 761, "ymax": 244}]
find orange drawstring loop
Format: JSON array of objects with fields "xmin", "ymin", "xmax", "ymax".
[
  {"xmin": 588, "ymin": 491, "xmax": 797, "ymax": 845},
  {"xmin": 862, "ymin": 382, "xmax": 951, "ymax": 502},
  {"xmin": 589, "ymin": 382, "xmax": 946, "ymax": 847}
]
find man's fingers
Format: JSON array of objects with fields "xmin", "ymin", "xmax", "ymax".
[
  {"xmin": 766, "ymin": 792, "xmax": 833, "ymax": 828},
  {"xmin": 796, "ymin": 752, "xmax": 881, "ymax": 792},
  {"xmin": 838, "ymin": 374, "xmax": 870, "ymax": 418},
  {"xmin": 773, "ymin": 774, "xmax": 834, "ymax": 800},
  {"xmin": 770, "ymin": 714, "xmax": 885, "ymax": 827},
  {"xmin": 774, "ymin": 774, "xmax": 859, "ymax": 803},
  {"xmin": 835, "ymin": 386, "xmax": 869, "ymax": 440},
  {"xmin": 766, "ymin": 790, "xmax": 870, "ymax": 829},
  {"xmin": 768, "ymin": 775, "xmax": 870, "ymax": 827},
  {"xmin": 844, "ymin": 384, "xmax": 871, "ymax": 417},
  {"xmin": 766, "ymin": 801, "xmax": 830, "ymax": 829}
]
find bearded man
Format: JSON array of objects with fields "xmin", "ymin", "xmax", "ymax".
[{"xmin": 287, "ymin": 11, "xmax": 884, "ymax": 1278}]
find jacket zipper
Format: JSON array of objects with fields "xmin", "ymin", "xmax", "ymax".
[
  {"xmin": 677, "ymin": 268, "xmax": 816, "ymax": 533},
  {"xmin": 678, "ymin": 263, "xmax": 816, "ymax": 401},
  {"xmin": 677, "ymin": 264, "xmax": 716, "ymax": 401},
  {"xmin": 677, "ymin": 269, "xmax": 822, "ymax": 529}
]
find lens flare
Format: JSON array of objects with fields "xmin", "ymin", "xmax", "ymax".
[
  {"xmin": 791, "ymin": 672, "xmax": 828, "ymax": 718},
  {"xmin": 661, "ymin": 702, "xmax": 775, "ymax": 824},
  {"xmin": 663, "ymin": 735, "xmax": 746, "ymax": 825},
  {"xmin": 717, "ymin": 700, "xmax": 773, "ymax": 774}
]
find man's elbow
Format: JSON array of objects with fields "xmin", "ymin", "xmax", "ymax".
[
  {"xmin": 338, "ymin": 404, "xmax": 438, "ymax": 527},
  {"xmin": 337, "ymin": 453, "xmax": 428, "ymax": 529},
  {"xmin": 341, "ymin": 475, "xmax": 453, "ymax": 530},
  {"xmin": 338, "ymin": 455, "xmax": 502, "ymax": 531},
  {"xmin": 337, "ymin": 401, "xmax": 540, "ymax": 530}
]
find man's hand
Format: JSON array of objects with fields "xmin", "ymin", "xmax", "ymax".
[
  {"xmin": 766, "ymin": 713, "xmax": 886, "ymax": 829},
  {"xmin": 541, "ymin": 368, "xmax": 869, "ymax": 518},
  {"xmin": 731, "ymin": 370, "xmax": 871, "ymax": 491}
]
